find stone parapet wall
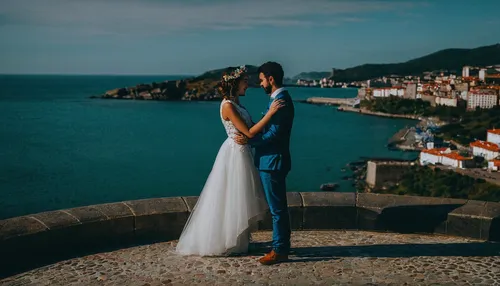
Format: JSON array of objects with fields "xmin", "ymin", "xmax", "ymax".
[
  {"xmin": 366, "ymin": 161, "xmax": 414, "ymax": 188},
  {"xmin": 1, "ymin": 192, "xmax": 499, "ymax": 277}
]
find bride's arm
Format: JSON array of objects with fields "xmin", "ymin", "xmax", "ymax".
[{"xmin": 221, "ymin": 100, "xmax": 284, "ymax": 138}]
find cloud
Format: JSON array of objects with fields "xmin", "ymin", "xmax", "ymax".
[{"xmin": 0, "ymin": 0, "xmax": 421, "ymax": 36}]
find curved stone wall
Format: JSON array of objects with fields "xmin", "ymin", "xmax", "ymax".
[{"xmin": 1, "ymin": 192, "xmax": 499, "ymax": 277}]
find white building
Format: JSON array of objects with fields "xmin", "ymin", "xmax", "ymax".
[
  {"xmin": 467, "ymin": 90, "xmax": 498, "ymax": 110},
  {"xmin": 417, "ymin": 83, "xmax": 423, "ymax": 92},
  {"xmin": 456, "ymin": 90, "xmax": 468, "ymax": 100},
  {"xmin": 487, "ymin": 129, "xmax": 500, "ymax": 146},
  {"xmin": 426, "ymin": 142, "xmax": 435, "ymax": 149},
  {"xmin": 395, "ymin": 88, "xmax": 405, "ymax": 97},
  {"xmin": 470, "ymin": 140, "xmax": 500, "ymax": 160},
  {"xmin": 479, "ymin": 69, "xmax": 487, "ymax": 81},
  {"xmin": 372, "ymin": 87, "xmax": 405, "ymax": 98},
  {"xmin": 420, "ymin": 148, "xmax": 472, "ymax": 169},
  {"xmin": 419, "ymin": 148, "xmax": 450, "ymax": 165},
  {"xmin": 488, "ymin": 159, "xmax": 500, "ymax": 171},
  {"xmin": 319, "ymin": 78, "xmax": 334, "ymax": 88},
  {"xmin": 435, "ymin": 97, "xmax": 458, "ymax": 107},
  {"xmin": 462, "ymin": 66, "xmax": 470, "ymax": 78},
  {"xmin": 441, "ymin": 152, "xmax": 474, "ymax": 169}
]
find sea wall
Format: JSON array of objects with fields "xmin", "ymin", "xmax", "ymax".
[
  {"xmin": 1, "ymin": 193, "xmax": 499, "ymax": 277},
  {"xmin": 337, "ymin": 105, "xmax": 421, "ymax": 120},
  {"xmin": 366, "ymin": 161, "xmax": 414, "ymax": 188},
  {"xmin": 302, "ymin": 97, "xmax": 357, "ymax": 106}
]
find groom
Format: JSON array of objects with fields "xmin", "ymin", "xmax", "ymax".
[{"xmin": 235, "ymin": 61, "xmax": 294, "ymax": 265}]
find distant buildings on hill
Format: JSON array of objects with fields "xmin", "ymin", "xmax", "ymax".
[{"xmin": 357, "ymin": 65, "xmax": 500, "ymax": 110}]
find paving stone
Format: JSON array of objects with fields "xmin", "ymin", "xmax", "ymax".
[{"xmin": 1, "ymin": 230, "xmax": 499, "ymax": 285}]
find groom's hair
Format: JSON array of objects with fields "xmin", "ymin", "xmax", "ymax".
[{"xmin": 258, "ymin": 62, "xmax": 284, "ymax": 87}]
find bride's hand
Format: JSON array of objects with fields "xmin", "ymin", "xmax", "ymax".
[{"xmin": 269, "ymin": 99, "xmax": 285, "ymax": 115}]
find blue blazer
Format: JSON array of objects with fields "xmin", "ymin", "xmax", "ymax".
[{"xmin": 248, "ymin": 90, "xmax": 294, "ymax": 172}]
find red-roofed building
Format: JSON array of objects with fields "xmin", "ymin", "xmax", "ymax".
[
  {"xmin": 420, "ymin": 148, "xmax": 449, "ymax": 166},
  {"xmin": 419, "ymin": 148, "xmax": 473, "ymax": 169},
  {"xmin": 488, "ymin": 159, "xmax": 500, "ymax": 171},
  {"xmin": 441, "ymin": 152, "xmax": 474, "ymax": 169},
  {"xmin": 470, "ymin": 140, "xmax": 500, "ymax": 160}
]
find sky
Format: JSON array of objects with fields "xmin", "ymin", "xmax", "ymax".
[{"xmin": 1, "ymin": 0, "xmax": 499, "ymax": 76}]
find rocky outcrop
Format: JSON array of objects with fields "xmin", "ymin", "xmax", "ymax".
[
  {"xmin": 93, "ymin": 80, "xmax": 187, "ymax": 101},
  {"xmin": 92, "ymin": 65, "xmax": 259, "ymax": 101}
]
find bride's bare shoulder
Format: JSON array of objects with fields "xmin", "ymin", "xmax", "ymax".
[{"xmin": 221, "ymin": 100, "xmax": 238, "ymax": 120}]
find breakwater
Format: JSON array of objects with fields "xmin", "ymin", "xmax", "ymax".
[
  {"xmin": 295, "ymin": 97, "xmax": 358, "ymax": 106},
  {"xmin": 337, "ymin": 105, "xmax": 421, "ymax": 120}
]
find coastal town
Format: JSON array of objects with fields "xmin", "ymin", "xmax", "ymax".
[
  {"xmin": 3, "ymin": 1, "xmax": 500, "ymax": 283},
  {"xmin": 96, "ymin": 58, "xmax": 500, "ymax": 190},
  {"xmin": 300, "ymin": 64, "xmax": 500, "ymax": 190},
  {"xmin": 92, "ymin": 41, "xmax": 500, "ymax": 196}
]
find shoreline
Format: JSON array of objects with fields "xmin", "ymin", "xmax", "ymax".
[
  {"xmin": 333, "ymin": 101, "xmax": 500, "ymax": 187},
  {"xmin": 336, "ymin": 105, "xmax": 422, "ymax": 121},
  {"xmin": 338, "ymin": 106, "xmax": 424, "ymax": 151},
  {"xmin": 300, "ymin": 97, "xmax": 455, "ymax": 152},
  {"xmin": 295, "ymin": 97, "xmax": 359, "ymax": 107},
  {"xmin": 300, "ymin": 97, "xmax": 438, "ymax": 152}
]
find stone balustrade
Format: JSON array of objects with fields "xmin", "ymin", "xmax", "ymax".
[{"xmin": 1, "ymin": 192, "xmax": 499, "ymax": 278}]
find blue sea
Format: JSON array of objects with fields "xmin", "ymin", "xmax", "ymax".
[{"xmin": 0, "ymin": 75, "xmax": 416, "ymax": 219}]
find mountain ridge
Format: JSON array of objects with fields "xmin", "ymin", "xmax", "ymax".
[{"xmin": 293, "ymin": 43, "xmax": 500, "ymax": 82}]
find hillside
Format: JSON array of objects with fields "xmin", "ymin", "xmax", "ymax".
[
  {"xmin": 95, "ymin": 64, "xmax": 259, "ymax": 101},
  {"xmin": 290, "ymin": 71, "xmax": 331, "ymax": 81},
  {"xmin": 190, "ymin": 64, "xmax": 259, "ymax": 87},
  {"xmin": 311, "ymin": 43, "xmax": 500, "ymax": 82},
  {"xmin": 184, "ymin": 65, "xmax": 260, "ymax": 99}
]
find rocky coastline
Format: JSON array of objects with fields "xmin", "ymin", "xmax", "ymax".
[
  {"xmin": 336, "ymin": 157, "xmax": 414, "ymax": 192},
  {"xmin": 90, "ymin": 65, "xmax": 260, "ymax": 101},
  {"xmin": 337, "ymin": 105, "xmax": 449, "ymax": 151},
  {"xmin": 303, "ymin": 100, "xmax": 450, "ymax": 152},
  {"xmin": 336, "ymin": 105, "xmax": 422, "ymax": 120},
  {"xmin": 302, "ymin": 99, "xmax": 423, "ymax": 151}
]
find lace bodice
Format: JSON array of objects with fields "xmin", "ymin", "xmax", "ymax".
[{"xmin": 220, "ymin": 99, "xmax": 253, "ymax": 139}]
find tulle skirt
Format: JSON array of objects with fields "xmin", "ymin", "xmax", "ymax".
[{"xmin": 176, "ymin": 138, "xmax": 268, "ymax": 256}]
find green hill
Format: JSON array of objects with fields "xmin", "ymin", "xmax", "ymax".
[
  {"xmin": 193, "ymin": 65, "xmax": 259, "ymax": 83},
  {"xmin": 326, "ymin": 43, "xmax": 500, "ymax": 82},
  {"xmin": 290, "ymin": 71, "xmax": 331, "ymax": 81}
]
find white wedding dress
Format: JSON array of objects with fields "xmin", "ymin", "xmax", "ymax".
[{"xmin": 175, "ymin": 99, "xmax": 269, "ymax": 256}]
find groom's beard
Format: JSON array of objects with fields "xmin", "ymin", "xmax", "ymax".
[{"xmin": 262, "ymin": 85, "xmax": 272, "ymax": 94}]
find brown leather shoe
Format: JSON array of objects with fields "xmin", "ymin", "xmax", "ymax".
[{"xmin": 258, "ymin": 250, "xmax": 288, "ymax": 265}]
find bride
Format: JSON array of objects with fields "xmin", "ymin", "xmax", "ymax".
[{"xmin": 175, "ymin": 66, "xmax": 284, "ymax": 256}]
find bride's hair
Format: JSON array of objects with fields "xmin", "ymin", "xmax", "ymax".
[
  {"xmin": 217, "ymin": 77, "xmax": 243, "ymax": 100},
  {"xmin": 216, "ymin": 66, "xmax": 247, "ymax": 100}
]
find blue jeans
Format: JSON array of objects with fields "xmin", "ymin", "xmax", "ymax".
[{"xmin": 259, "ymin": 170, "xmax": 291, "ymax": 254}]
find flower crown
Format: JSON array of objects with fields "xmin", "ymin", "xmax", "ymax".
[{"xmin": 222, "ymin": 65, "xmax": 247, "ymax": 82}]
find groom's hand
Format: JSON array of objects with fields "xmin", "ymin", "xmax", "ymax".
[{"xmin": 234, "ymin": 133, "xmax": 248, "ymax": 145}]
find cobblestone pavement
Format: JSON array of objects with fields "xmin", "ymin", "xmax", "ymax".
[{"xmin": 2, "ymin": 230, "xmax": 500, "ymax": 285}]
